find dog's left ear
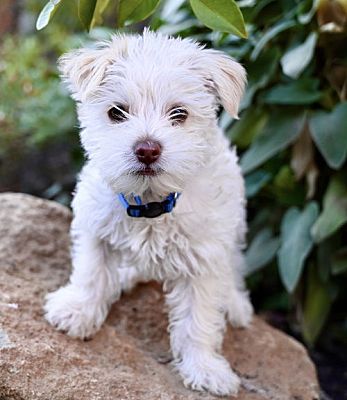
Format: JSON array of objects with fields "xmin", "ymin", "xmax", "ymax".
[{"xmin": 200, "ymin": 49, "xmax": 246, "ymax": 118}]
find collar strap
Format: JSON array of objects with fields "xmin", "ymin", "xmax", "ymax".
[{"xmin": 118, "ymin": 192, "xmax": 180, "ymax": 218}]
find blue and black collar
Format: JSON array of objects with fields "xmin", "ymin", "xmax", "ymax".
[{"xmin": 118, "ymin": 192, "xmax": 180, "ymax": 218}]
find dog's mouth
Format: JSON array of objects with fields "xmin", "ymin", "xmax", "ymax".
[{"xmin": 135, "ymin": 167, "xmax": 163, "ymax": 177}]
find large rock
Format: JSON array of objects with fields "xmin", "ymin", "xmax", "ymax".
[{"xmin": 0, "ymin": 193, "xmax": 320, "ymax": 400}]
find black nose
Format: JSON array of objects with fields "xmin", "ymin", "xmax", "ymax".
[{"xmin": 134, "ymin": 141, "xmax": 161, "ymax": 166}]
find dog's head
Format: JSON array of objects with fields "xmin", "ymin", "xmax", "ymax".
[{"xmin": 59, "ymin": 30, "xmax": 246, "ymax": 196}]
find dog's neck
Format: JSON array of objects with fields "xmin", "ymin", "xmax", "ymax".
[
  {"xmin": 133, "ymin": 188, "xmax": 169, "ymax": 203},
  {"xmin": 118, "ymin": 191, "xmax": 179, "ymax": 219}
]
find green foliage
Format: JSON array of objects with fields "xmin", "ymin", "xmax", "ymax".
[
  {"xmin": 235, "ymin": 0, "xmax": 346, "ymax": 345},
  {"xmin": 278, "ymin": 202, "xmax": 319, "ymax": 293},
  {"xmin": 250, "ymin": 19, "xmax": 296, "ymax": 61},
  {"xmin": 119, "ymin": 0, "xmax": 162, "ymax": 27},
  {"xmin": 261, "ymin": 78, "xmax": 322, "ymax": 105},
  {"xmin": 0, "ymin": 22, "xmax": 85, "ymax": 202},
  {"xmin": 245, "ymin": 228, "xmax": 279, "ymax": 275},
  {"xmin": 189, "ymin": 0, "xmax": 247, "ymax": 37},
  {"xmin": 78, "ymin": 0, "xmax": 98, "ymax": 29},
  {"xmin": 240, "ymin": 109, "xmax": 306, "ymax": 173},
  {"xmin": 311, "ymin": 175, "xmax": 347, "ymax": 243},
  {"xmin": 280, "ymin": 32, "xmax": 317, "ymax": 79},
  {"xmin": 331, "ymin": 247, "xmax": 347, "ymax": 275},
  {"xmin": 309, "ymin": 102, "xmax": 347, "ymax": 169},
  {"xmin": 302, "ymin": 264, "xmax": 333, "ymax": 345},
  {"xmin": 36, "ymin": 0, "xmax": 246, "ymax": 37},
  {"xmin": 36, "ymin": 0, "xmax": 63, "ymax": 30},
  {"xmin": 0, "ymin": 32, "xmax": 76, "ymax": 150}
]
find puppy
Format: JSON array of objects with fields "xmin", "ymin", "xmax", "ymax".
[{"xmin": 44, "ymin": 30, "xmax": 253, "ymax": 397}]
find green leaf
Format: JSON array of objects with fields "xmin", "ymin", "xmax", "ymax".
[
  {"xmin": 240, "ymin": 109, "xmax": 306, "ymax": 174},
  {"xmin": 270, "ymin": 165, "xmax": 306, "ymax": 207},
  {"xmin": 36, "ymin": 0, "xmax": 63, "ymax": 30},
  {"xmin": 91, "ymin": 0, "xmax": 110, "ymax": 28},
  {"xmin": 262, "ymin": 78, "xmax": 322, "ymax": 105},
  {"xmin": 245, "ymin": 170, "xmax": 272, "ymax": 198},
  {"xmin": 250, "ymin": 19, "xmax": 296, "ymax": 61},
  {"xmin": 302, "ymin": 265, "xmax": 332, "ymax": 345},
  {"xmin": 281, "ymin": 32, "xmax": 318, "ymax": 79},
  {"xmin": 309, "ymin": 102, "xmax": 347, "ymax": 169},
  {"xmin": 160, "ymin": 0, "xmax": 186, "ymax": 20},
  {"xmin": 278, "ymin": 202, "xmax": 319, "ymax": 293},
  {"xmin": 228, "ymin": 107, "xmax": 268, "ymax": 148},
  {"xmin": 245, "ymin": 228, "xmax": 280, "ymax": 275},
  {"xmin": 241, "ymin": 47, "xmax": 280, "ymax": 110},
  {"xmin": 331, "ymin": 247, "xmax": 347, "ymax": 275},
  {"xmin": 157, "ymin": 18, "xmax": 201, "ymax": 36},
  {"xmin": 118, "ymin": 0, "xmax": 161, "ymax": 26},
  {"xmin": 261, "ymin": 291, "xmax": 290, "ymax": 312},
  {"xmin": 311, "ymin": 176, "xmax": 347, "ymax": 242},
  {"xmin": 246, "ymin": 0, "xmax": 276, "ymax": 23},
  {"xmin": 317, "ymin": 240, "xmax": 335, "ymax": 282},
  {"xmin": 78, "ymin": 0, "xmax": 97, "ymax": 30},
  {"xmin": 189, "ymin": 0, "xmax": 247, "ymax": 38},
  {"xmin": 119, "ymin": 0, "xmax": 142, "ymax": 25},
  {"xmin": 298, "ymin": 0, "xmax": 319, "ymax": 24}
]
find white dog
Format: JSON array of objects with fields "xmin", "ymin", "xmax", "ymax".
[{"xmin": 44, "ymin": 30, "xmax": 253, "ymax": 397}]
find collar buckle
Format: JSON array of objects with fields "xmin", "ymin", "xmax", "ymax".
[{"xmin": 118, "ymin": 193, "xmax": 180, "ymax": 219}]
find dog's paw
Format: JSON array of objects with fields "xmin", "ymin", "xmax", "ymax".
[
  {"xmin": 176, "ymin": 352, "xmax": 240, "ymax": 397},
  {"xmin": 118, "ymin": 266, "xmax": 142, "ymax": 293},
  {"xmin": 228, "ymin": 291, "xmax": 253, "ymax": 328},
  {"xmin": 44, "ymin": 285, "xmax": 107, "ymax": 339}
]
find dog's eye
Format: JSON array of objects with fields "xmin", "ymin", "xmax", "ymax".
[
  {"xmin": 108, "ymin": 105, "xmax": 128, "ymax": 123},
  {"xmin": 168, "ymin": 106, "xmax": 188, "ymax": 125}
]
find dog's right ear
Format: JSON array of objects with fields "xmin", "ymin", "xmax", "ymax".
[
  {"xmin": 58, "ymin": 45, "xmax": 112, "ymax": 101},
  {"xmin": 58, "ymin": 35, "xmax": 130, "ymax": 101}
]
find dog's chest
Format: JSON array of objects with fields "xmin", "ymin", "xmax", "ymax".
[{"xmin": 107, "ymin": 214, "xmax": 201, "ymax": 280}]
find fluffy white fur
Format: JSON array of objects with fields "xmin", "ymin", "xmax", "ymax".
[{"xmin": 44, "ymin": 30, "xmax": 253, "ymax": 397}]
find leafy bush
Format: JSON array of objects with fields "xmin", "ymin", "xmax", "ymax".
[
  {"xmin": 36, "ymin": 0, "xmax": 247, "ymax": 38},
  {"xmin": 9, "ymin": 0, "xmax": 346, "ymax": 345},
  {"xmin": 0, "ymin": 23, "xmax": 87, "ymax": 201},
  {"xmin": 0, "ymin": 35, "xmax": 75, "ymax": 148}
]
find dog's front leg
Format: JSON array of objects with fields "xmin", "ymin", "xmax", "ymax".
[
  {"xmin": 44, "ymin": 232, "xmax": 120, "ymax": 339},
  {"xmin": 166, "ymin": 275, "xmax": 240, "ymax": 397}
]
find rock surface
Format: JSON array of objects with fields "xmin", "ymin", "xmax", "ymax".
[{"xmin": 0, "ymin": 193, "xmax": 320, "ymax": 400}]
